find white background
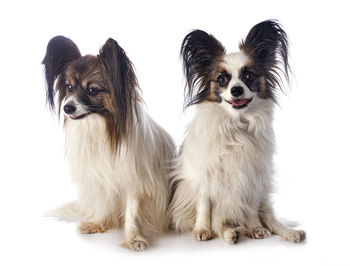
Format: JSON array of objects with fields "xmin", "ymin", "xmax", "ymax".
[{"xmin": 1, "ymin": 0, "xmax": 349, "ymax": 265}]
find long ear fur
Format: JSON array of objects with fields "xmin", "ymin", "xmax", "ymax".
[
  {"xmin": 98, "ymin": 38, "xmax": 139, "ymax": 147},
  {"xmin": 239, "ymin": 20, "xmax": 290, "ymax": 93},
  {"xmin": 42, "ymin": 36, "xmax": 81, "ymax": 110},
  {"xmin": 181, "ymin": 30, "xmax": 226, "ymax": 108}
]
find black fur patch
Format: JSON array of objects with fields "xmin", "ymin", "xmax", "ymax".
[
  {"xmin": 239, "ymin": 20, "xmax": 290, "ymax": 100},
  {"xmin": 42, "ymin": 36, "xmax": 81, "ymax": 110},
  {"xmin": 181, "ymin": 30, "xmax": 226, "ymax": 108}
]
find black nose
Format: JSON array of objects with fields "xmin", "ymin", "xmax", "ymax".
[
  {"xmin": 231, "ymin": 86, "xmax": 244, "ymax": 97},
  {"xmin": 63, "ymin": 104, "xmax": 76, "ymax": 114}
]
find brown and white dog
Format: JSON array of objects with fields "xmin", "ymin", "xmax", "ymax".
[
  {"xmin": 43, "ymin": 37, "xmax": 175, "ymax": 251},
  {"xmin": 169, "ymin": 20, "xmax": 306, "ymax": 244}
]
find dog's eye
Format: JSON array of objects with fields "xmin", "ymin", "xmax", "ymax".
[
  {"xmin": 66, "ymin": 83, "xmax": 73, "ymax": 92},
  {"xmin": 217, "ymin": 74, "xmax": 228, "ymax": 87},
  {"xmin": 87, "ymin": 87, "xmax": 99, "ymax": 96},
  {"xmin": 244, "ymin": 72, "xmax": 256, "ymax": 82}
]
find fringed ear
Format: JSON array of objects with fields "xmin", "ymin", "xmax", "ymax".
[
  {"xmin": 239, "ymin": 20, "xmax": 290, "ymax": 92},
  {"xmin": 181, "ymin": 30, "xmax": 226, "ymax": 108},
  {"xmin": 42, "ymin": 36, "xmax": 81, "ymax": 111},
  {"xmin": 98, "ymin": 38, "xmax": 139, "ymax": 146}
]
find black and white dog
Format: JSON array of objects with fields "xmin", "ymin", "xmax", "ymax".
[{"xmin": 169, "ymin": 20, "xmax": 306, "ymax": 244}]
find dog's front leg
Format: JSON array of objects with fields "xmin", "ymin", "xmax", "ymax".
[
  {"xmin": 123, "ymin": 195, "xmax": 148, "ymax": 251},
  {"xmin": 211, "ymin": 210, "xmax": 244, "ymax": 244},
  {"xmin": 245, "ymin": 201, "xmax": 271, "ymax": 239},
  {"xmin": 193, "ymin": 189, "xmax": 212, "ymax": 241}
]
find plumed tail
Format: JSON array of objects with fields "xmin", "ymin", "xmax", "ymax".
[{"xmin": 44, "ymin": 201, "xmax": 80, "ymax": 222}]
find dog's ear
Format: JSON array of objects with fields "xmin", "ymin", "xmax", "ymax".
[
  {"xmin": 181, "ymin": 30, "xmax": 226, "ymax": 108},
  {"xmin": 239, "ymin": 20, "xmax": 290, "ymax": 90},
  {"xmin": 98, "ymin": 38, "xmax": 138, "ymax": 144},
  {"xmin": 42, "ymin": 36, "xmax": 81, "ymax": 110}
]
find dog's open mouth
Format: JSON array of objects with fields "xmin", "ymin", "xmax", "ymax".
[
  {"xmin": 68, "ymin": 113, "xmax": 90, "ymax": 120},
  {"xmin": 225, "ymin": 97, "xmax": 253, "ymax": 109}
]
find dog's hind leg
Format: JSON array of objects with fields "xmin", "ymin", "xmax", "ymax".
[
  {"xmin": 79, "ymin": 214, "xmax": 117, "ymax": 234},
  {"xmin": 259, "ymin": 200, "xmax": 306, "ymax": 243},
  {"xmin": 79, "ymin": 221, "xmax": 108, "ymax": 234}
]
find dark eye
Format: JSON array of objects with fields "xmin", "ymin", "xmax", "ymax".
[
  {"xmin": 217, "ymin": 74, "xmax": 228, "ymax": 87},
  {"xmin": 87, "ymin": 87, "xmax": 99, "ymax": 96},
  {"xmin": 244, "ymin": 72, "xmax": 256, "ymax": 82},
  {"xmin": 66, "ymin": 83, "xmax": 73, "ymax": 92}
]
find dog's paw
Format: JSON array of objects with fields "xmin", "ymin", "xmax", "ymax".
[
  {"xmin": 128, "ymin": 239, "xmax": 149, "ymax": 251},
  {"xmin": 194, "ymin": 229, "xmax": 213, "ymax": 241},
  {"xmin": 249, "ymin": 227, "xmax": 271, "ymax": 239},
  {"xmin": 223, "ymin": 228, "xmax": 240, "ymax": 244},
  {"xmin": 79, "ymin": 222, "xmax": 106, "ymax": 234},
  {"xmin": 283, "ymin": 229, "xmax": 306, "ymax": 243},
  {"xmin": 123, "ymin": 235, "xmax": 149, "ymax": 251}
]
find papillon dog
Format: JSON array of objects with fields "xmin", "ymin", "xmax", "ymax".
[
  {"xmin": 43, "ymin": 36, "xmax": 175, "ymax": 250},
  {"xmin": 169, "ymin": 20, "xmax": 306, "ymax": 244}
]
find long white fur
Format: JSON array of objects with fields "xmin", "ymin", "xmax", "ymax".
[
  {"xmin": 169, "ymin": 52, "xmax": 305, "ymax": 243},
  {"xmin": 58, "ymin": 103, "xmax": 175, "ymax": 250}
]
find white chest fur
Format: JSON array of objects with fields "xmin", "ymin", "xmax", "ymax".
[
  {"xmin": 63, "ymin": 112, "xmax": 174, "ymax": 229},
  {"xmin": 172, "ymin": 102, "xmax": 276, "ymax": 230},
  {"xmin": 65, "ymin": 115, "xmax": 117, "ymax": 190}
]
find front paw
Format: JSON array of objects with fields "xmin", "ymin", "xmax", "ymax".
[
  {"xmin": 194, "ymin": 229, "xmax": 213, "ymax": 241},
  {"xmin": 123, "ymin": 235, "xmax": 149, "ymax": 251},
  {"xmin": 283, "ymin": 229, "xmax": 306, "ymax": 243},
  {"xmin": 223, "ymin": 228, "xmax": 240, "ymax": 244},
  {"xmin": 249, "ymin": 227, "xmax": 271, "ymax": 239}
]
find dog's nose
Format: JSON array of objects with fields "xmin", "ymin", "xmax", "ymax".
[
  {"xmin": 231, "ymin": 86, "xmax": 244, "ymax": 97},
  {"xmin": 63, "ymin": 104, "xmax": 76, "ymax": 114}
]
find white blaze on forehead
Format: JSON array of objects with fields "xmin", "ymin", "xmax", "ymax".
[
  {"xmin": 220, "ymin": 52, "xmax": 253, "ymax": 102},
  {"xmin": 222, "ymin": 52, "xmax": 250, "ymax": 79},
  {"xmin": 62, "ymin": 95, "xmax": 75, "ymax": 106}
]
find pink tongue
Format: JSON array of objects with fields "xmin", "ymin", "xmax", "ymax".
[{"xmin": 232, "ymin": 99, "xmax": 248, "ymax": 106}]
